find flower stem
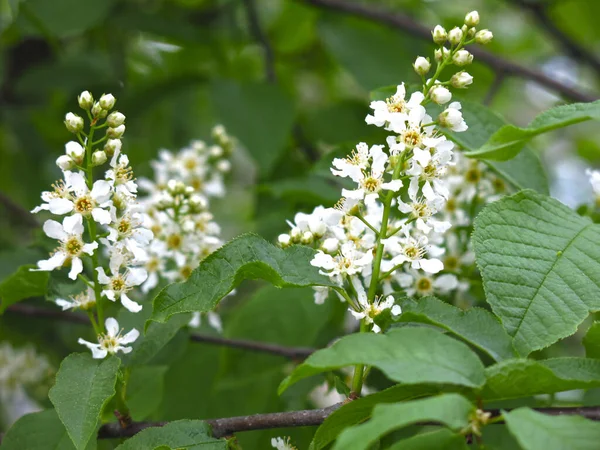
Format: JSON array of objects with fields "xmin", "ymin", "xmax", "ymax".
[{"xmin": 350, "ymin": 320, "xmax": 368, "ymax": 396}]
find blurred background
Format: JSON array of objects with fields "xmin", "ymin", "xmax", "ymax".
[{"xmin": 1, "ymin": 0, "xmax": 599, "ymax": 447}]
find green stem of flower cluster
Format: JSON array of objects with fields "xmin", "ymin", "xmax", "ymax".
[{"xmin": 84, "ymin": 121, "xmax": 105, "ymax": 333}]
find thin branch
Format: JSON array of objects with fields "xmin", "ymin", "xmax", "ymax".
[
  {"xmin": 506, "ymin": 0, "xmax": 600, "ymax": 75},
  {"xmin": 6, "ymin": 303, "xmax": 316, "ymax": 360},
  {"xmin": 297, "ymin": 0, "xmax": 598, "ymax": 103},
  {"xmin": 242, "ymin": 0, "xmax": 276, "ymax": 83},
  {"xmin": 0, "ymin": 191, "xmax": 38, "ymax": 227},
  {"xmin": 484, "ymin": 72, "xmax": 507, "ymax": 106},
  {"xmin": 94, "ymin": 405, "xmax": 600, "ymax": 440}
]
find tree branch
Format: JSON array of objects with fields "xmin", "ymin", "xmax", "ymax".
[
  {"xmin": 297, "ymin": 0, "xmax": 598, "ymax": 103},
  {"xmin": 6, "ymin": 303, "xmax": 316, "ymax": 360},
  {"xmin": 0, "ymin": 191, "xmax": 38, "ymax": 228},
  {"xmin": 506, "ymin": 0, "xmax": 600, "ymax": 75},
  {"xmin": 242, "ymin": 0, "xmax": 277, "ymax": 83}
]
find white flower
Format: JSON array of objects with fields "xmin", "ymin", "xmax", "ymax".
[
  {"xmin": 107, "ymin": 111, "xmax": 125, "ymax": 128},
  {"xmin": 311, "ymin": 242, "xmax": 373, "ymax": 279},
  {"xmin": 413, "ymin": 56, "xmax": 430, "ymax": 75},
  {"xmin": 278, "ymin": 233, "xmax": 291, "ymax": 247},
  {"xmin": 34, "ymin": 215, "xmax": 98, "ymax": 280},
  {"xmin": 96, "ymin": 266, "xmax": 147, "ymax": 313},
  {"xmin": 313, "ymin": 286, "xmax": 330, "ymax": 305},
  {"xmin": 451, "ymin": 72, "xmax": 473, "ymax": 89},
  {"xmin": 92, "ymin": 151, "xmax": 107, "ymax": 166},
  {"xmin": 55, "ymin": 286, "xmax": 96, "ymax": 311},
  {"xmin": 448, "ymin": 27, "xmax": 463, "ymax": 45},
  {"xmin": 452, "ymin": 50, "xmax": 473, "ymax": 66},
  {"xmin": 78, "ymin": 317, "xmax": 139, "ymax": 359},
  {"xmin": 383, "ymin": 232, "xmax": 444, "ymax": 274},
  {"xmin": 59, "ymin": 171, "xmax": 113, "ymax": 225},
  {"xmin": 56, "ymin": 155, "xmax": 74, "ymax": 170},
  {"xmin": 396, "ymin": 269, "xmax": 458, "ymax": 297},
  {"xmin": 106, "ymin": 154, "xmax": 138, "ymax": 195},
  {"xmin": 475, "ymin": 29, "xmax": 493, "ymax": 44},
  {"xmin": 430, "ymin": 86, "xmax": 452, "ymax": 105},
  {"xmin": 439, "ymin": 102, "xmax": 468, "ymax": 132},
  {"xmin": 465, "ymin": 11, "xmax": 479, "ymax": 27},
  {"xmin": 331, "ymin": 142, "xmax": 370, "ymax": 180},
  {"xmin": 348, "ymin": 277, "xmax": 401, "ymax": 333},
  {"xmin": 107, "ymin": 125, "xmax": 125, "ymax": 139},
  {"xmin": 271, "ymin": 437, "xmax": 296, "ymax": 450},
  {"xmin": 366, "ymin": 83, "xmax": 424, "ymax": 129},
  {"xmin": 398, "ymin": 179, "xmax": 450, "ymax": 234},
  {"xmin": 586, "ymin": 169, "xmax": 600, "ymax": 196}
]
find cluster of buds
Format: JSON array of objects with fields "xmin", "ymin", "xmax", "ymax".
[
  {"xmin": 279, "ymin": 12, "xmax": 494, "ymax": 331},
  {"xmin": 32, "ymin": 92, "xmax": 151, "ymax": 358},
  {"xmin": 138, "ymin": 127, "xmax": 236, "ymax": 332}
]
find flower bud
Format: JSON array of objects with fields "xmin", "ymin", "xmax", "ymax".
[
  {"xmin": 189, "ymin": 194, "xmax": 208, "ymax": 210},
  {"xmin": 438, "ymin": 102, "xmax": 468, "ymax": 132},
  {"xmin": 431, "ymin": 25, "xmax": 447, "ymax": 45},
  {"xmin": 321, "ymin": 238, "xmax": 339, "ymax": 254},
  {"xmin": 99, "ymin": 93, "xmax": 116, "ymax": 110},
  {"xmin": 78, "ymin": 91, "xmax": 93, "ymax": 110},
  {"xmin": 92, "ymin": 150, "xmax": 107, "ymax": 166},
  {"xmin": 56, "ymin": 155, "xmax": 74, "ymax": 170},
  {"xmin": 450, "ymin": 71, "xmax": 473, "ymax": 88},
  {"xmin": 104, "ymin": 139, "xmax": 122, "ymax": 157},
  {"xmin": 465, "ymin": 10, "xmax": 479, "ymax": 27},
  {"xmin": 209, "ymin": 145, "xmax": 224, "ymax": 158},
  {"xmin": 448, "ymin": 27, "xmax": 463, "ymax": 45},
  {"xmin": 64, "ymin": 113, "xmax": 84, "ymax": 133},
  {"xmin": 430, "ymin": 86, "xmax": 452, "ymax": 105},
  {"xmin": 475, "ymin": 29, "xmax": 493, "ymax": 44},
  {"xmin": 467, "ymin": 27, "xmax": 476, "ymax": 38},
  {"xmin": 413, "ymin": 56, "xmax": 431, "ymax": 76},
  {"xmin": 278, "ymin": 234, "xmax": 291, "ymax": 247},
  {"xmin": 167, "ymin": 179, "xmax": 186, "ymax": 195},
  {"xmin": 217, "ymin": 160, "xmax": 231, "ymax": 173},
  {"xmin": 309, "ymin": 221, "xmax": 327, "ymax": 238},
  {"xmin": 434, "ymin": 47, "xmax": 450, "ymax": 62},
  {"xmin": 106, "ymin": 111, "xmax": 125, "ymax": 128},
  {"xmin": 452, "ymin": 49, "xmax": 473, "ymax": 66},
  {"xmin": 300, "ymin": 231, "xmax": 314, "ymax": 245},
  {"xmin": 107, "ymin": 125, "xmax": 126, "ymax": 139},
  {"xmin": 65, "ymin": 141, "xmax": 85, "ymax": 159},
  {"xmin": 91, "ymin": 102, "xmax": 108, "ymax": 118}
]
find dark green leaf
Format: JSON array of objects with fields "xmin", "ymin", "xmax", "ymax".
[
  {"xmin": 386, "ymin": 428, "xmax": 469, "ymax": 450},
  {"xmin": 584, "ymin": 322, "xmax": 600, "ymax": 359},
  {"xmin": 148, "ymin": 234, "xmax": 336, "ymax": 328},
  {"xmin": 504, "ymin": 407, "xmax": 600, "ymax": 450},
  {"xmin": 49, "ymin": 354, "xmax": 120, "ymax": 450},
  {"xmin": 473, "ymin": 190, "xmax": 600, "ymax": 356},
  {"xmin": 0, "ymin": 265, "xmax": 49, "ymax": 313},
  {"xmin": 398, "ymin": 296, "xmax": 516, "ymax": 361},
  {"xmin": 125, "ymin": 366, "xmax": 168, "ymax": 421},
  {"xmin": 114, "ymin": 420, "xmax": 227, "ymax": 449},
  {"xmin": 332, "ymin": 394, "xmax": 474, "ymax": 450},
  {"xmin": 483, "ymin": 358, "xmax": 600, "ymax": 401},
  {"xmin": 279, "ymin": 328, "xmax": 486, "ymax": 394}
]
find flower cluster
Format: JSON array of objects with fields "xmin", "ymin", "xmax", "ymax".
[
  {"xmin": 0, "ymin": 343, "xmax": 51, "ymax": 398},
  {"xmin": 32, "ymin": 92, "xmax": 148, "ymax": 357},
  {"xmin": 279, "ymin": 12, "xmax": 493, "ymax": 331},
  {"xmin": 138, "ymin": 126, "xmax": 235, "ymax": 331},
  {"xmin": 271, "ymin": 437, "xmax": 297, "ymax": 450}
]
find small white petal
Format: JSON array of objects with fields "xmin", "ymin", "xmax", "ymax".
[
  {"xmin": 68, "ymin": 257, "xmax": 83, "ymax": 280},
  {"xmin": 43, "ymin": 220, "xmax": 67, "ymax": 240},
  {"xmin": 120, "ymin": 328, "xmax": 140, "ymax": 345},
  {"xmin": 105, "ymin": 318, "xmax": 120, "ymax": 337},
  {"xmin": 92, "ymin": 208, "xmax": 112, "ymax": 225},
  {"xmin": 120, "ymin": 293, "xmax": 142, "ymax": 313}
]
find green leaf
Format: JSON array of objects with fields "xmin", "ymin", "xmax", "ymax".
[
  {"xmin": 125, "ymin": 366, "xmax": 168, "ymax": 421},
  {"xmin": 584, "ymin": 322, "xmax": 600, "ymax": 359},
  {"xmin": 483, "ymin": 358, "xmax": 600, "ymax": 401},
  {"xmin": 473, "ymin": 190, "xmax": 600, "ymax": 356},
  {"xmin": 0, "ymin": 409, "xmax": 94, "ymax": 450},
  {"xmin": 331, "ymin": 394, "xmax": 474, "ymax": 450},
  {"xmin": 114, "ymin": 420, "xmax": 227, "ymax": 449},
  {"xmin": 210, "ymin": 81, "xmax": 295, "ymax": 174},
  {"xmin": 445, "ymin": 100, "xmax": 548, "ymax": 193},
  {"xmin": 386, "ymin": 429, "xmax": 469, "ymax": 450},
  {"xmin": 504, "ymin": 407, "xmax": 600, "ymax": 450},
  {"xmin": 0, "ymin": 264, "xmax": 49, "ymax": 313},
  {"xmin": 398, "ymin": 297, "xmax": 516, "ymax": 362},
  {"xmin": 480, "ymin": 425, "xmax": 523, "ymax": 450},
  {"xmin": 148, "ymin": 234, "xmax": 336, "ymax": 328},
  {"xmin": 466, "ymin": 100, "xmax": 600, "ymax": 160},
  {"xmin": 279, "ymin": 327, "xmax": 486, "ymax": 394},
  {"xmin": 49, "ymin": 354, "xmax": 120, "ymax": 450},
  {"xmin": 310, "ymin": 384, "xmax": 442, "ymax": 450}
]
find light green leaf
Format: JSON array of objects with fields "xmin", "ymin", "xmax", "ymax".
[
  {"xmin": 473, "ymin": 190, "xmax": 600, "ymax": 356},
  {"xmin": 279, "ymin": 328, "xmax": 486, "ymax": 394},
  {"xmin": 0, "ymin": 265, "xmax": 49, "ymax": 313},
  {"xmin": 114, "ymin": 420, "xmax": 227, "ymax": 449},
  {"xmin": 398, "ymin": 297, "xmax": 516, "ymax": 361},
  {"xmin": 210, "ymin": 81, "xmax": 295, "ymax": 174},
  {"xmin": 49, "ymin": 354, "xmax": 120, "ymax": 450},
  {"xmin": 483, "ymin": 358, "xmax": 600, "ymax": 401},
  {"xmin": 466, "ymin": 100, "xmax": 600, "ymax": 160},
  {"xmin": 148, "ymin": 234, "xmax": 336, "ymax": 328},
  {"xmin": 386, "ymin": 428, "xmax": 469, "ymax": 450},
  {"xmin": 504, "ymin": 407, "xmax": 600, "ymax": 450},
  {"xmin": 0, "ymin": 409, "xmax": 94, "ymax": 450},
  {"xmin": 125, "ymin": 366, "xmax": 168, "ymax": 421},
  {"xmin": 584, "ymin": 322, "xmax": 600, "ymax": 359},
  {"xmin": 332, "ymin": 394, "xmax": 474, "ymax": 450},
  {"xmin": 445, "ymin": 100, "xmax": 548, "ymax": 193},
  {"xmin": 310, "ymin": 384, "xmax": 442, "ymax": 450}
]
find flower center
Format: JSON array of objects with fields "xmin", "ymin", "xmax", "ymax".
[
  {"xmin": 402, "ymin": 129, "xmax": 422, "ymax": 148},
  {"xmin": 64, "ymin": 237, "xmax": 83, "ymax": 256},
  {"xmin": 362, "ymin": 175, "xmax": 381, "ymax": 193},
  {"xmin": 404, "ymin": 246, "xmax": 419, "ymax": 259},
  {"xmin": 416, "ymin": 276, "xmax": 433, "ymax": 294},
  {"xmin": 413, "ymin": 202, "xmax": 430, "ymax": 218},
  {"xmin": 74, "ymin": 195, "xmax": 94, "ymax": 214},
  {"xmin": 180, "ymin": 265, "xmax": 193, "ymax": 279},
  {"xmin": 190, "ymin": 177, "xmax": 203, "ymax": 191},
  {"xmin": 117, "ymin": 218, "xmax": 131, "ymax": 235},
  {"xmin": 100, "ymin": 336, "xmax": 119, "ymax": 352},
  {"xmin": 184, "ymin": 158, "xmax": 198, "ymax": 170},
  {"xmin": 492, "ymin": 177, "xmax": 505, "ymax": 192},
  {"xmin": 146, "ymin": 257, "xmax": 159, "ymax": 272},
  {"xmin": 111, "ymin": 276, "xmax": 126, "ymax": 293},
  {"xmin": 446, "ymin": 197, "xmax": 457, "ymax": 212},
  {"xmin": 114, "ymin": 165, "xmax": 134, "ymax": 184},
  {"xmin": 386, "ymin": 96, "xmax": 406, "ymax": 113},
  {"xmin": 465, "ymin": 167, "xmax": 481, "ymax": 183},
  {"xmin": 167, "ymin": 234, "xmax": 182, "ymax": 249}
]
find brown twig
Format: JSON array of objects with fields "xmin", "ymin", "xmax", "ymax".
[
  {"xmin": 506, "ymin": 0, "xmax": 600, "ymax": 75},
  {"xmin": 0, "ymin": 191, "xmax": 37, "ymax": 228},
  {"xmin": 297, "ymin": 0, "xmax": 598, "ymax": 103},
  {"xmin": 242, "ymin": 0, "xmax": 276, "ymax": 83},
  {"xmin": 6, "ymin": 303, "xmax": 316, "ymax": 360}
]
